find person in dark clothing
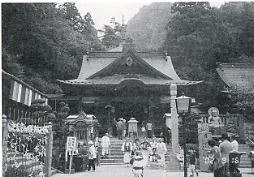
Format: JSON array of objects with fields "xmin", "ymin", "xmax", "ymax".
[
  {"xmin": 162, "ymin": 124, "xmax": 171, "ymax": 144},
  {"xmin": 188, "ymin": 148, "xmax": 198, "ymax": 177}
]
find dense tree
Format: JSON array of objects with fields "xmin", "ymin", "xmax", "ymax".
[
  {"xmin": 164, "ymin": 1, "xmax": 254, "ymax": 118},
  {"xmin": 2, "ymin": 3, "xmax": 103, "ymax": 93},
  {"xmin": 58, "ymin": 2, "xmax": 84, "ymax": 31},
  {"xmin": 100, "ymin": 25, "xmax": 121, "ymax": 48}
]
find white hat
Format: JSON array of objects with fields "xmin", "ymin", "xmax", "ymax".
[
  {"xmin": 88, "ymin": 141, "xmax": 94, "ymax": 145},
  {"xmin": 134, "ymin": 156, "xmax": 143, "ymax": 160}
]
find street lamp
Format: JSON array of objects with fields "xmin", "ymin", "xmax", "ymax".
[{"xmin": 176, "ymin": 93, "xmax": 191, "ymax": 177}]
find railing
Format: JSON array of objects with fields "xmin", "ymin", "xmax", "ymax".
[
  {"xmin": 7, "ymin": 107, "xmax": 50, "ymax": 126},
  {"xmin": 246, "ymin": 137, "xmax": 254, "ymax": 149}
]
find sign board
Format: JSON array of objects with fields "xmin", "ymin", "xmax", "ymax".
[{"xmin": 66, "ymin": 136, "xmax": 77, "ymax": 151}]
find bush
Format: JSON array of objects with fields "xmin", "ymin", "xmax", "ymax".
[{"xmin": 5, "ymin": 165, "xmax": 30, "ymax": 177}]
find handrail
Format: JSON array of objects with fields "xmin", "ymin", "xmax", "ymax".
[{"xmin": 246, "ymin": 137, "xmax": 254, "ymax": 146}]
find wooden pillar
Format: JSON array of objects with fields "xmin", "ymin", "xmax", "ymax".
[
  {"xmin": 44, "ymin": 122, "xmax": 53, "ymax": 177},
  {"xmin": 2, "ymin": 115, "xmax": 8, "ymax": 177},
  {"xmin": 170, "ymin": 84, "xmax": 179, "ymax": 153}
]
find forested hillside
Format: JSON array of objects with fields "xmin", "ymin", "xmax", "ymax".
[
  {"xmin": 164, "ymin": 2, "xmax": 254, "ymax": 112},
  {"xmin": 126, "ymin": 2, "xmax": 173, "ymax": 51},
  {"xmin": 2, "ymin": 3, "xmax": 104, "ymax": 94},
  {"xmin": 125, "ymin": 2, "xmax": 254, "ymax": 114}
]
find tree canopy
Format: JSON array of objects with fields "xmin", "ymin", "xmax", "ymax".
[
  {"xmin": 164, "ymin": 2, "xmax": 254, "ymax": 117},
  {"xmin": 2, "ymin": 3, "xmax": 103, "ymax": 94}
]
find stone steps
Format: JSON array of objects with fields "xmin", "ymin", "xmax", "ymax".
[
  {"xmin": 99, "ymin": 137, "xmax": 181, "ymax": 171},
  {"xmin": 238, "ymin": 144, "xmax": 252, "ymax": 168}
]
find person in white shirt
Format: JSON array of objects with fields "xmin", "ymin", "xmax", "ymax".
[
  {"xmin": 230, "ymin": 135, "xmax": 238, "ymax": 152},
  {"xmin": 149, "ymin": 137, "xmax": 158, "ymax": 162},
  {"xmin": 156, "ymin": 139, "xmax": 167, "ymax": 167},
  {"xmin": 101, "ymin": 133, "xmax": 110, "ymax": 158},
  {"xmin": 121, "ymin": 137, "xmax": 133, "ymax": 166},
  {"xmin": 88, "ymin": 140, "xmax": 96, "ymax": 172}
]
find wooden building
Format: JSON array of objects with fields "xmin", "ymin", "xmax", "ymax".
[{"xmin": 53, "ymin": 39, "xmax": 202, "ymax": 135}]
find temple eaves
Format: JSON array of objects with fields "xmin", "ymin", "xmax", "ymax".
[{"xmin": 57, "ymin": 41, "xmax": 203, "ymax": 87}]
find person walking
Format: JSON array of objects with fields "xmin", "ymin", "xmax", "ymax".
[
  {"xmin": 208, "ymin": 139, "xmax": 224, "ymax": 177},
  {"xmin": 149, "ymin": 137, "xmax": 158, "ymax": 162},
  {"xmin": 122, "ymin": 118, "xmax": 127, "ymax": 138},
  {"xmin": 141, "ymin": 121, "xmax": 146, "ymax": 138},
  {"xmin": 146, "ymin": 121, "xmax": 153, "ymax": 138},
  {"xmin": 156, "ymin": 138, "xmax": 167, "ymax": 168},
  {"xmin": 229, "ymin": 134, "xmax": 240, "ymax": 176},
  {"xmin": 101, "ymin": 133, "xmax": 110, "ymax": 159},
  {"xmin": 219, "ymin": 133, "xmax": 231, "ymax": 177},
  {"xmin": 162, "ymin": 124, "xmax": 171, "ymax": 144},
  {"xmin": 188, "ymin": 148, "xmax": 198, "ymax": 177},
  {"xmin": 87, "ymin": 140, "xmax": 96, "ymax": 172},
  {"xmin": 230, "ymin": 134, "xmax": 238, "ymax": 152},
  {"xmin": 121, "ymin": 137, "xmax": 133, "ymax": 166},
  {"xmin": 116, "ymin": 118, "xmax": 124, "ymax": 140}
]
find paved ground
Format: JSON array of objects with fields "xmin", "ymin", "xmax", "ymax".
[{"xmin": 52, "ymin": 165, "xmax": 254, "ymax": 177}]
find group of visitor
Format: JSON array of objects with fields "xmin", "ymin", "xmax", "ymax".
[
  {"xmin": 208, "ymin": 133, "xmax": 240, "ymax": 177},
  {"xmin": 121, "ymin": 136, "xmax": 168, "ymax": 168},
  {"xmin": 116, "ymin": 117, "xmax": 139, "ymax": 140},
  {"xmin": 115, "ymin": 118, "xmax": 158, "ymax": 139}
]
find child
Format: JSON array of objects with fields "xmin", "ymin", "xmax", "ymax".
[{"xmin": 188, "ymin": 148, "xmax": 198, "ymax": 177}]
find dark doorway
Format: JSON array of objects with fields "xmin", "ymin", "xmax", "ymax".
[{"xmin": 114, "ymin": 101, "xmax": 147, "ymax": 124}]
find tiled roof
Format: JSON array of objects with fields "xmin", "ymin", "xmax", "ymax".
[
  {"xmin": 77, "ymin": 52, "xmax": 180, "ymax": 80},
  {"xmin": 78, "ymin": 55, "xmax": 117, "ymax": 80},
  {"xmin": 58, "ymin": 49, "xmax": 202, "ymax": 86},
  {"xmin": 216, "ymin": 63, "xmax": 254, "ymax": 90}
]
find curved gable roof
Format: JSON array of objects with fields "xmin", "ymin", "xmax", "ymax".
[
  {"xmin": 87, "ymin": 49, "xmax": 173, "ymax": 80},
  {"xmin": 58, "ymin": 48, "xmax": 202, "ymax": 86},
  {"xmin": 77, "ymin": 53, "xmax": 120, "ymax": 80}
]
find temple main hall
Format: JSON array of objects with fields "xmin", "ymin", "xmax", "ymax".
[{"xmin": 52, "ymin": 39, "xmax": 201, "ymax": 136}]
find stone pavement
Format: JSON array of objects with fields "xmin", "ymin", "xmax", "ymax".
[{"xmin": 52, "ymin": 165, "xmax": 254, "ymax": 177}]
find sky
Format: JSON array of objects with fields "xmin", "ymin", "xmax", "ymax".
[
  {"xmin": 75, "ymin": 1, "xmax": 153, "ymax": 30},
  {"xmin": 74, "ymin": 1, "xmax": 226, "ymax": 30}
]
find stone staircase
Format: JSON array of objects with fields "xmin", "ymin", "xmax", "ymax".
[
  {"xmin": 99, "ymin": 137, "xmax": 182, "ymax": 171},
  {"xmin": 238, "ymin": 144, "xmax": 252, "ymax": 168},
  {"xmin": 100, "ymin": 138, "xmax": 125, "ymax": 165},
  {"xmin": 164, "ymin": 143, "xmax": 182, "ymax": 171},
  {"xmin": 98, "ymin": 134, "xmax": 253, "ymax": 170}
]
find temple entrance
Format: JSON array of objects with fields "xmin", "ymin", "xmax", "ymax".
[{"xmin": 114, "ymin": 101, "xmax": 147, "ymax": 124}]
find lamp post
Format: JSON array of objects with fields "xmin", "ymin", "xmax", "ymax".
[{"xmin": 176, "ymin": 93, "xmax": 191, "ymax": 177}]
